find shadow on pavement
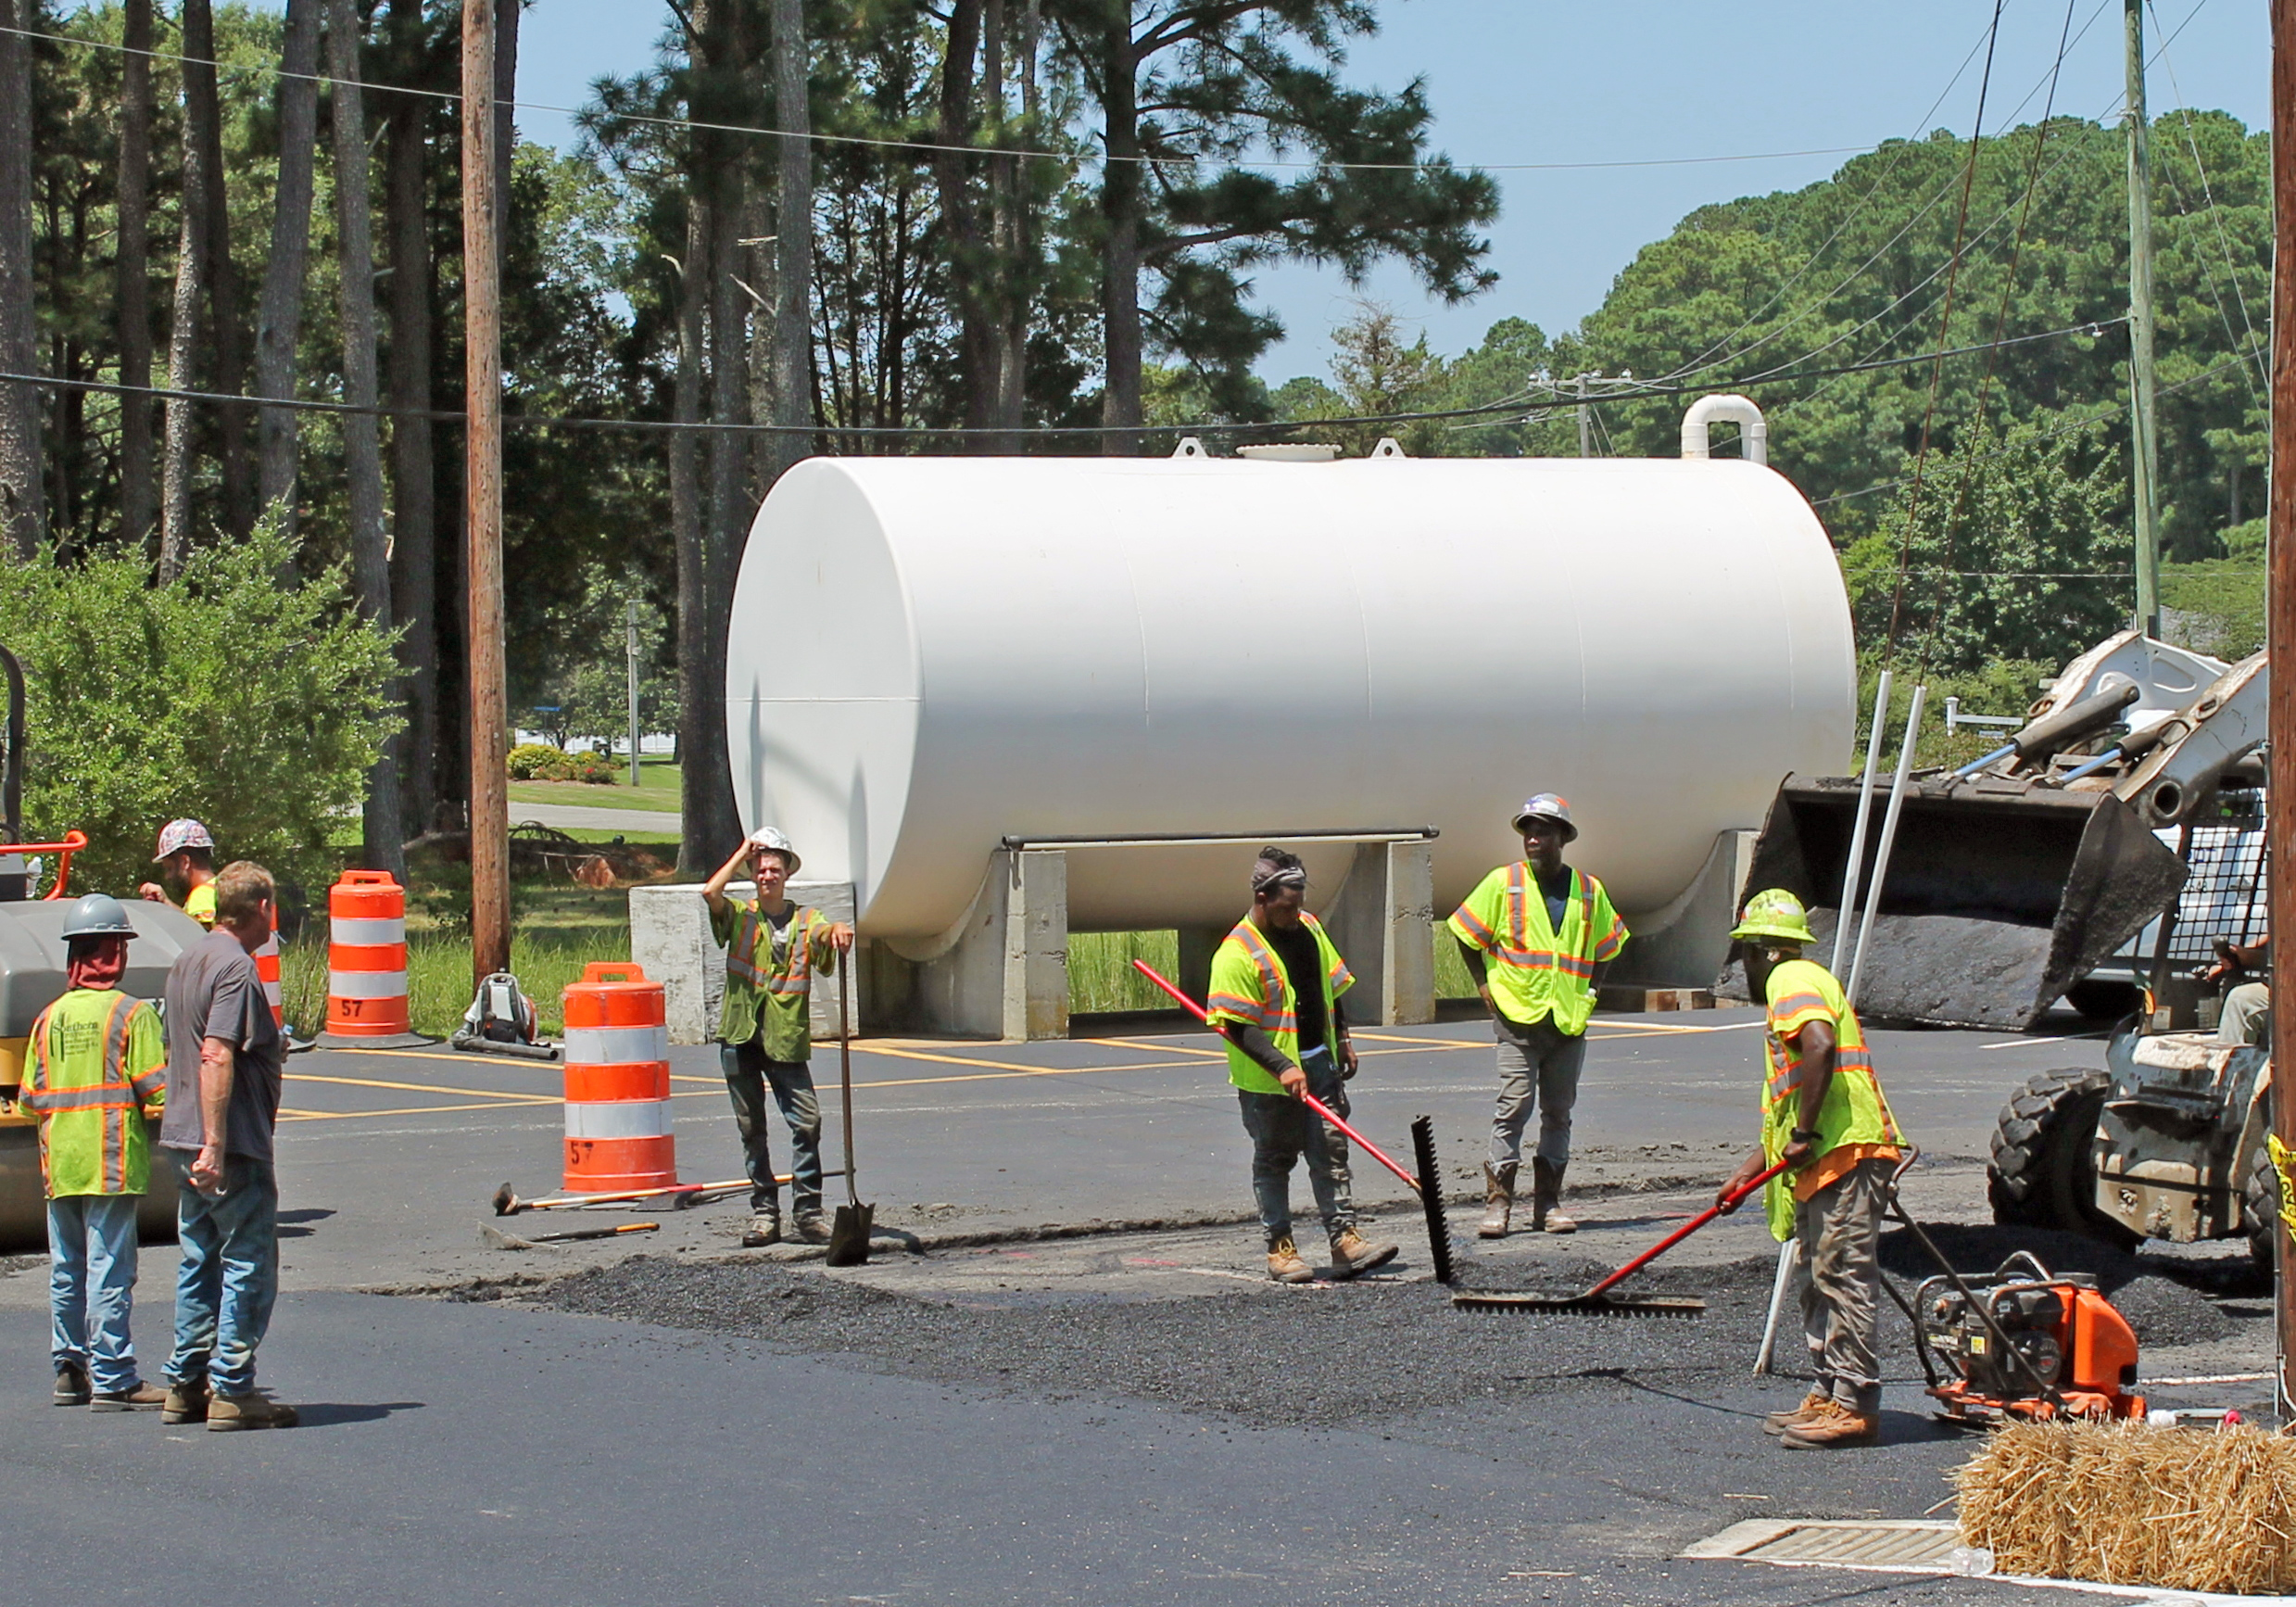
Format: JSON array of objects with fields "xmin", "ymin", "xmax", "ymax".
[{"xmin": 291, "ymin": 1399, "xmax": 424, "ymax": 1427}]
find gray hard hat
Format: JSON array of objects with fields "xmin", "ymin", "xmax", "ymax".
[
  {"xmin": 61, "ymin": 892, "xmax": 138, "ymax": 941},
  {"xmin": 1511, "ymin": 791, "xmax": 1579, "ymax": 841}
]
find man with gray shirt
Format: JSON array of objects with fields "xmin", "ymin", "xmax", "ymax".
[{"xmin": 159, "ymin": 860, "xmax": 296, "ymax": 1431}]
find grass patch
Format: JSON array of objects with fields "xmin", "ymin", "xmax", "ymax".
[
  {"xmin": 281, "ymin": 927, "xmax": 632, "ymax": 1038},
  {"xmin": 1069, "ymin": 930, "xmax": 1180, "ymax": 1013},
  {"xmin": 508, "ymin": 778, "xmax": 682, "ymax": 813}
]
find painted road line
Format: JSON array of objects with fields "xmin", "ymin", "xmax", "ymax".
[
  {"xmin": 280, "ymin": 1097, "xmax": 572, "ymax": 1121},
  {"xmin": 285, "ymin": 1070, "xmax": 558, "ymax": 1103},
  {"xmin": 1978, "ymin": 1031, "xmax": 2110, "ymax": 1050}
]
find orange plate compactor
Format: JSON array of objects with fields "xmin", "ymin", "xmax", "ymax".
[{"xmin": 1913, "ymin": 1251, "xmax": 2145, "ymax": 1424}]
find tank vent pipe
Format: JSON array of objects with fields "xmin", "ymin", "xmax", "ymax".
[{"xmin": 1680, "ymin": 395, "xmax": 1768, "ymax": 466}]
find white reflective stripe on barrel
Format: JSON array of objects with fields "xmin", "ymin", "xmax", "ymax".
[
  {"xmin": 328, "ymin": 969, "xmax": 410, "ymax": 999},
  {"xmin": 263, "ymin": 981, "xmax": 283, "ymax": 1006},
  {"xmin": 561, "ymin": 1025, "xmax": 670, "ymax": 1067},
  {"xmin": 330, "ymin": 917, "xmax": 406, "ymax": 946},
  {"xmin": 564, "ymin": 1100, "xmax": 673, "ymax": 1140}
]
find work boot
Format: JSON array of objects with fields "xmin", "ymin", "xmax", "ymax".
[
  {"xmin": 1267, "ymin": 1236, "xmax": 1315, "ymax": 1284},
  {"xmin": 1532, "ymin": 1158, "xmax": 1577, "ymax": 1234},
  {"xmin": 791, "ymin": 1208, "xmax": 832, "ymax": 1245},
  {"xmin": 53, "ymin": 1362, "xmax": 89, "ymax": 1407},
  {"xmin": 160, "ymin": 1378, "xmax": 209, "ymax": 1424},
  {"xmin": 1479, "ymin": 1162, "xmax": 1517, "ymax": 1239},
  {"xmin": 90, "ymin": 1382, "xmax": 167, "ymax": 1412},
  {"xmin": 208, "ymin": 1392, "xmax": 299, "ymax": 1433},
  {"xmin": 1328, "ymin": 1229, "xmax": 1398, "ymax": 1279},
  {"xmin": 741, "ymin": 1206, "xmax": 782, "ymax": 1248},
  {"xmin": 1762, "ymin": 1391, "xmax": 1831, "ymax": 1436},
  {"xmin": 1779, "ymin": 1398, "xmax": 1880, "ymax": 1449}
]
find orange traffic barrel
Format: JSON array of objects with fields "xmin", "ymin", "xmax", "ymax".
[
  {"xmin": 257, "ymin": 905, "xmax": 284, "ymax": 1029},
  {"xmin": 560, "ymin": 962, "xmax": 675, "ymax": 1192},
  {"xmin": 324, "ymin": 869, "xmax": 409, "ymax": 1037}
]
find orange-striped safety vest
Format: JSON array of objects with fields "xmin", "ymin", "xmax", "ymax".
[
  {"xmin": 1206, "ymin": 913, "xmax": 1355, "ymax": 1095},
  {"xmin": 21, "ymin": 987, "xmax": 168, "ymax": 1197}
]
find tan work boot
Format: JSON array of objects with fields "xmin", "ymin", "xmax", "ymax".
[
  {"xmin": 52, "ymin": 1362, "xmax": 89, "ymax": 1407},
  {"xmin": 1780, "ymin": 1398, "xmax": 1879, "ymax": 1449},
  {"xmin": 1328, "ymin": 1229, "xmax": 1398, "ymax": 1279},
  {"xmin": 740, "ymin": 1208, "xmax": 782, "ymax": 1248},
  {"xmin": 790, "ymin": 1208, "xmax": 832, "ymax": 1245},
  {"xmin": 160, "ymin": 1379, "xmax": 208, "ymax": 1424},
  {"xmin": 1532, "ymin": 1158, "xmax": 1577, "ymax": 1234},
  {"xmin": 90, "ymin": 1382, "xmax": 168, "ymax": 1412},
  {"xmin": 1478, "ymin": 1163, "xmax": 1517, "ymax": 1239},
  {"xmin": 208, "ymin": 1393, "xmax": 299, "ymax": 1433},
  {"xmin": 1267, "ymin": 1236, "xmax": 1315, "ymax": 1284},
  {"xmin": 1762, "ymin": 1391, "xmax": 1831, "ymax": 1436}
]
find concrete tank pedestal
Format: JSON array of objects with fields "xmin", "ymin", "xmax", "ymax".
[{"xmin": 629, "ymin": 879, "xmax": 859, "ymax": 1046}]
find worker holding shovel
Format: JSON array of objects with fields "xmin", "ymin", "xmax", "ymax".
[
  {"xmin": 1207, "ymin": 848, "xmax": 1397, "ymax": 1284},
  {"xmin": 703, "ymin": 828, "xmax": 853, "ymax": 1248},
  {"xmin": 1716, "ymin": 889, "xmax": 1903, "ymax": 1449}
]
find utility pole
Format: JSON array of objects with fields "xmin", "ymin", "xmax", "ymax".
[
  {"xmin": 625, "ymin": 599, "xmax": 642, "ymax": 790},
  {"xmin": 1576, "ymin": 372, "xmax": 1593, "ymax": 459},
  {"xmin": 2268, "ymin": 0, "xmax": 2296, "ymax": 1426},
  {"xmin": 2126, "ymin": 0, "xmax": 2163, "ymax": 636},
  {"xmin": 462, "ymin": 0, "xmax": 510, "ymax": 986}
]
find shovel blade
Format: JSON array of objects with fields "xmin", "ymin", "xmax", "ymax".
[{"xmin": 826, "ymin": 1201, "xmax": 875, "ymax": 1267}]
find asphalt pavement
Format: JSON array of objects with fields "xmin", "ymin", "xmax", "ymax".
[{"xmin": 0, "ymin": 1006, "xmax": 2271, "ymax": 1606}]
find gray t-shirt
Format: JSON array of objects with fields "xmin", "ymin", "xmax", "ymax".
[{"xmin": 161, "ymin": 928, "xmax": 285, "ymax": 1162}]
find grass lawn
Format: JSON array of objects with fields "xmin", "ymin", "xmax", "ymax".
[{"xmin": 507, "ymin": 756, "xmax": 682, "ymax": 814}]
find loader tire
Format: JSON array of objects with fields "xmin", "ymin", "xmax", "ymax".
[
  {"xmin": 1987, "ymin": 1068, "xmax": 2138, "ymax": 1251},
  {"xmin": 2245, "ymin": 1145, "xmax": 2279, "ymax": 1282}
]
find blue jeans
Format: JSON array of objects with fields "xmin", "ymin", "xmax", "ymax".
[
  {"xmin": 719, "ymin": 1039, "xmax": 824, "ymax": 1212},
  {"xmin": 48, "ymin": 1193, "xmax": 144, "ymax": 1393},
  {"xmin": 166, "ymin": 1151, "xmax": 279, "ymax": 1398},
  {"xmin": 1235, "ymin": 1045, "xmax": 1356, "ymax": 1246}
]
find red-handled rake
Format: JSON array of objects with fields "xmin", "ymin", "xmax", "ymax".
[
  {"xmin": 1131, "ymin": 959, "xmax": 1454, "ymax": 1284},
  {"xmin": 1449, "ymin": 1158, "xmax": 1792, "ymax": 1319}
]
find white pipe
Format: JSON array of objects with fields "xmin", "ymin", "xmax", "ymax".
[
  {"xmin": 1846, "ymin": 684, "xmax": 1927, "ymax": 1007},
  {"xmin": 1831, "ymin": 670, "xmax": 1893, "ymax": 974},
  {"xmin": 1754, "ymin": 1239, "xmax": 1800, "ymax": 1375},
  {"xmin": 1680, "ymin": 394, "xmax": 1769, "ymax": 466}
]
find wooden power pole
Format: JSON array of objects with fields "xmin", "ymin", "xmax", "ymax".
[
  {"xmin": 2126, "ymin": 0, "xmax": 2162, "ymax": 636},
  {"xmin": 462, "ymin": 0, "xmax": 510, "ymax": 985},
  {"xmin": 2269, "ymin": 0, "xmax": 2296, "ymax": 1424}
]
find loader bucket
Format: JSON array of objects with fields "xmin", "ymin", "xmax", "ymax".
[{"xmin": 1741, "ymin": 775, "xmax": 2188, "ymax": 1031}]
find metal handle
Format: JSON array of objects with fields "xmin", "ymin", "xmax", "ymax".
[{"xmin": 839, "ymin": 951, "xmax": 859, "ymax": 1207}]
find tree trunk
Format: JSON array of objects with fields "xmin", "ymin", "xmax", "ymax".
[
  {"xmin": 116, "ymin": 0, "xmax": 157, "ymax": 552},
  {"xmin": 253, "ymin": 0, "xmax": 323, "ymax": 527},
  {"xmin": 1097, "ymin": 10, "xmax": 1142, "ymax": 449},
  {"xmin": 988, "ymin": 0, "xmax": 1037, "ymax": 446},
  {"xmin": 182, "ymin": 0, "xmax": 254, "ymax": 537},
  {"xmin": 160, "ymin": 0, "xmax": 221, "ymax": 580},
  {"xmin": 932, "ymin": 0, "xmax": 998, "ymax": 432},
  {"xmin": 385, "ymin": 0, "xmax": 437, "ymax": 831},
  {"xmin": 0, "ymin": 0, "xmax": 43, "ymax": 559},
  {"xmin": 330, "ymin": 0, "xmax": 403, "ymax": 878},
  {"xmin": 768, "ymin": 0, "xmax": 813, "ymax": 469}
]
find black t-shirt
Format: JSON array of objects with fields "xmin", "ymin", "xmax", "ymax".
[{"xmin": 1267, "ymin": 921, "xmax": 1329, "ymax": 1050}]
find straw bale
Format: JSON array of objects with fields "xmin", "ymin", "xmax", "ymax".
[{"xmin": 1954, "ymin": 1420, "xmax": 2296, "ymax": 1595}]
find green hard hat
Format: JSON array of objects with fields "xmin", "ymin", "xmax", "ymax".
[{"xmin": 1730, "ymin": 888, "xmax": 1816, "ymax": 946}]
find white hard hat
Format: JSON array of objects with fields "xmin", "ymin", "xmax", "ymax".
[{"xmin": 747, "ymin": 826, "xmax": 801, "ymax": 873}]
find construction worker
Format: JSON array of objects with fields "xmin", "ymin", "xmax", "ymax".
[
  {"xmin": 702, "ymin": 827, "xmax": 853, "ymax": 1248},
  {"xmin": 10, "ymin": 894, "xmax": 170, "ymax": 1411},
  {"xmin": 1448, "ymin": 793, "xmax": 1627, "ymax": 1237},
  {"xmin": 1207, "ymin": 847, "xmax": 1396, "ymax": 1284},
  {"xmin": 2206, "ymin": 937, "xmax": 2269, "ymax": 1048},
  {"xmin": 1717, "ymin": 888, "xmax": 1903, "ymax": 1450},
  {"xmin": 137, "ymin": 818, "xmax": 218, "ymax": 928}
]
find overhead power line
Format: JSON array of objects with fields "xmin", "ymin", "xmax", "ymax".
[{"xmin": 0, "ymin": 20, "xmax": 1879, "ymax": 176}]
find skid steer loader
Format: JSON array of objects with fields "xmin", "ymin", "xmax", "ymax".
[{"xmin": 1742, "ymin": 629, "xmax": 2265, "ymax": 1031}]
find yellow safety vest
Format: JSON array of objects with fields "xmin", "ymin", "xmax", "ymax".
[
  {"xmin": 1447, "ymin": 864, "xmax": 1627, "ymax": 1036},
  {"xmin": 21, "ymin": 988, "xmax": 168, "ymax": 1197},
  {"xmin": 183, "ymin": 881, "xmax": 217, "ymax": 928},
  {"xmin": 1206, "ymin": 913, "xmax": 1354, "ymax": 1095},
  {"xmin": 1758, "ymin": 957, "xmax": 1902, "ymax": 1241},
  {"xmin": 713, "ymin": 898, "xmax": 834, "ymax": 1061}
]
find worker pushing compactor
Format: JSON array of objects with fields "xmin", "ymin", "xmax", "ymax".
[
  {"xmin": 1448, "ymin": 794, "xmax": 1628, "ymax": 1237},
  {"xmin": 1208, "ymin": 848, "xmax": 1398, "ymax": 1284},
  {"xmin": 1718, "ymin": 889, "xmax": 1905, "ymax": 1450}
]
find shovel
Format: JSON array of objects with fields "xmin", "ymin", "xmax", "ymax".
[{"xmin": 825, "ymin": 957, "xmax": 874, "ymax": 1267}]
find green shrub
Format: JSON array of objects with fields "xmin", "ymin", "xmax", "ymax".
[
  {"xmin": 561, "ymin": 749, "xmax": 618, "ymax": 785},
  {"xmin": 0, "ymin": 525, "xmax": 398, "ymax": 896},
  {"xmin": 508, "ymin": 743, "xmax": 564, "ymax": 780}
]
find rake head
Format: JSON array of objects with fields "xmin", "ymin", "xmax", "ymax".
[
  {"xmin": 1408, "ymin": 1115, "xmax": 1457, "ymax": 1286},
  {"xmin": 1450, "ymin": 1290, "xmax": 1707, "ymax": 1319}
]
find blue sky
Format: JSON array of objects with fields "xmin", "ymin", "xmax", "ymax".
[{"xmin": 489, "ymin": 1, "xmax": 2271, "ymax": 382}]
